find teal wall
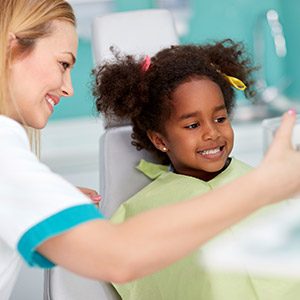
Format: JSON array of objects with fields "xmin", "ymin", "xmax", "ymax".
[
  {"xmin": 114, "ymin": 0, "xmax": 155, "ymax": 11},
  {"xmin": 184, "ymin": 0, "xmax": 300, "ymax": 103},
  {"xmin": 280, "ymin": 1, "xmax": 300, "ymax": 99},
  {"xmin": 52, "ymin": 0, "xmax": 300, "ymax": 120},
  {"xmin": 184, "ymin": 0, "xmax": 286, "ymax": 95}
]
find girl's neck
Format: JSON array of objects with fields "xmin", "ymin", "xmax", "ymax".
[{"xmin": 172, "ymin": 157, "xmax": 232, "ymax": 182}]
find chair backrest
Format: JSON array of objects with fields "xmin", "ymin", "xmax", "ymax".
[
  {"xmin": 92, "ymin": 8, "xmax": 179, "ymax": 64},
  {"xmin": 44, "ymin": 268, "xmax": 120, "ymax": 300},
  {"xmin": 99, "ymin": 125, "xmax": 160, "ymax": 218},
  {"xmin": 44, "ymin": 9, "xmax": 178, "ymax": 300}
]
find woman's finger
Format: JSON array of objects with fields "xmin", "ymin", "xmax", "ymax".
[{"xmin": 267, "ymin": 110, "xmax": 296, "ymax": 156}]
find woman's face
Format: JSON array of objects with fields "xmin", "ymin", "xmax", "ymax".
[
  {"xmin": 8, "ymin": 20, "xmax": 78, "ymax": 129},
  {"xmin": 153, "ymin": 78, "xmax": 234, "ymax": 181}
]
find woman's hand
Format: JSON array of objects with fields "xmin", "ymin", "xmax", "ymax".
[
  {"xmin": 259, "ymin": 109, "xmax": 300, "ymax": 202},
  {"xmin": 77, "ymin": 187, "xmax": 101, "ymax": 206}
]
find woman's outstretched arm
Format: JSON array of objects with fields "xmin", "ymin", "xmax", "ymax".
[{"xmin": 38, "ymin": 111, "xmax": 300, "ymax": 283}]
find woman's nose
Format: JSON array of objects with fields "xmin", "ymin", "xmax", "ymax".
[{"xmin": 61, "ymin": 71, "xmax": 74, "ymax": 97}]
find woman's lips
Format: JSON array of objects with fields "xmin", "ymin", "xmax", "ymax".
[{"xmin": 45, "ymin": 94, "xmax": 60, "ymax": 112}]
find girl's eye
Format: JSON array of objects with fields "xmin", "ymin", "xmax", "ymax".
[
  {"xmin": 60, "ymin": 61, "xmax": 70, "ymax": 71},
  {"xmin": 185, "ymin": 122, "xmax": 199, "ymax": 129},
  {"xmin": 215, "ymin": 117, "xmax": 227, "ymax": 123}
]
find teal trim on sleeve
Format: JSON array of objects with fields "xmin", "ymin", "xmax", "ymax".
[{"xmin": 18, "ymin": 204, "xmax": 105, "ymax": 268}]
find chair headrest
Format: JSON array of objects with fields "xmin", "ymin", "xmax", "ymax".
[
  {"xmin": 92, "ymin": 9, "xmax": 179, "ymax": 65},
  {"xmin": 102, "ymin": 115, "xmax": 131, "ymax": 129}
]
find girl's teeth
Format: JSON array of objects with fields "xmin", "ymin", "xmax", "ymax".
[{"xmin": 201, "ymin": 147, "xmax": 221, "ymax": 155}]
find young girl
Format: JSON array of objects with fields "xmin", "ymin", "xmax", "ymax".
[{"xmin": 94, "ymin": 40, "xmax": 300, "ymax": 300}]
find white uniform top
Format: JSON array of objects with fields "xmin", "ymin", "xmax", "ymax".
[{"xmin": 0, "ymin": 115, "xmax": 104, "ymax": 299}]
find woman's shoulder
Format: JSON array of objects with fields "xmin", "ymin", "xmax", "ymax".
[{"xmin": 0, "ymin": 115, "xmax": 29, "ymax": 150}]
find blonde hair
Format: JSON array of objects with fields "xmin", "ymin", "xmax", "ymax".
[{"xmin": 0, "ymin": 0, "xmax": 76, "ymax": 152}]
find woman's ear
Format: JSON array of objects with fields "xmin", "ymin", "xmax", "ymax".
[
  {"xmin": 7, "ymin": 32, "xmax": 18, "ymax": 62},
  {"xmin": 147, "ymin": 130, "xmax": 168, "ymax": 152},
  {"xmin": 8, "ymin": 32, "xmax": 17, "ymax": 48},
  {"xmin": 8, "ymin": 32, "xmax": 17, "ymax": 41}
]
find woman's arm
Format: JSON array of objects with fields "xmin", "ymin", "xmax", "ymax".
[{"xmin": 38, "ymin": 111, "xmax": 300, "ymax": 283}]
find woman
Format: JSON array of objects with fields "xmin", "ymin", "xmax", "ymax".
[{"xmin": 0, "ymin": 0, "xmax": 300, "ymax": 299}]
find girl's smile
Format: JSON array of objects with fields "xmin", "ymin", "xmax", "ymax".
[{"xmin": 197, "ymin": 145, "xmax": 226, "ymax": 159}]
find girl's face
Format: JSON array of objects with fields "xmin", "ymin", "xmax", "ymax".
[
  {"xmin": 151, "ymin": 78, "xmax": 234, "ymax": 181},
  {"xmin": 8, "ymin": 20, "xmax": 78, "ymax": 129}
]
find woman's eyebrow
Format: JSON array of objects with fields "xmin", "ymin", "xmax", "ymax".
[{"xmin": 63, "ymin": 51, "xmax": 76, "ymax": 65}]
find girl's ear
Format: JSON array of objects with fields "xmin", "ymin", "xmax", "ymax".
[{"xmin": 147, "ymin": 130, "xmax": 168, "ymax": 152}]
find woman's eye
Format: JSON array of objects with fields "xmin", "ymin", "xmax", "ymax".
[
  {"xmin": 185, "ymin": 123, "xmax": 199, "ymax": 129},
  {"xmin": 60, "ymin": 61, "xmax": 70, "ymax": 70}
]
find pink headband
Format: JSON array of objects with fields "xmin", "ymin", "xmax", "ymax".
[{"xmin": 141, "ymin": 55, "xmax": 151, "ymax": 72}]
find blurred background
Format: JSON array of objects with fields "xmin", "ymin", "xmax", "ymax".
[{"xmin": 51, "ymin": 0, "xmax": 300, "ymax": 121}]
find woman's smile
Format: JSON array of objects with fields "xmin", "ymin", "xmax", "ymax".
[
  {"xmin": 8, "ymin": 20, "xmax": 77, "ymax": 128},
  {"xmin": 45, "ymin": 94, "xmax": 60, "ymax": 113}
]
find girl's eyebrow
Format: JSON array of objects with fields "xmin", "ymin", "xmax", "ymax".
[
  {"xmin": 214, "ymin": 104, "xmax": 227, "ymax": 112},
  {"xmin": 179, "ymin": 111, "xmax": 198, "ymax": 120},
  {"xmin": 178, "ymin": 105, "xmax": 227, "ymax": 120}
]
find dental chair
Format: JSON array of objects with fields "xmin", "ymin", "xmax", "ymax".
[{"xmin": 44, "ymin": 9, "xmax": 178, "ymax": 300}]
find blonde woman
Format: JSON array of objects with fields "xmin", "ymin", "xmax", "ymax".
[{"xmin": 0, "ymin": 0, "xmax": 300, "ymax": 299}]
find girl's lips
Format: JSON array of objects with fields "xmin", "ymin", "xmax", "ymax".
[{"xmin": 198, "ymin": 145, "xmax": 225, "ymax": 160}]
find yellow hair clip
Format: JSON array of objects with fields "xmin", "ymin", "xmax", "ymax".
[
  {"xmin": 223, "ymin": 74, "xmax": 247, "ymax": 91},
  {"xmin": 210, "ymin": 63, "xmax": 247, "ymax": 91}
]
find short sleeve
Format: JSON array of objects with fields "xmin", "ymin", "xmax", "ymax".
[
  {"xmin": 18, "ymin": 204, "xmax": 103, "ymax": 267},
  {"xmin": 0, "ymin": 116, "xmax": 104, "ymax": 267}
]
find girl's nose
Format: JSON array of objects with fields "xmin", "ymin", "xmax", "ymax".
[{"xmin": 202, "ymin": 123, "xmax": 221, "ymax": 140}]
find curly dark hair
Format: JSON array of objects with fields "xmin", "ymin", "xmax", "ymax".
[{"xmin": 93, "ymin": 39, "xmax": 256, "ymax": 164}]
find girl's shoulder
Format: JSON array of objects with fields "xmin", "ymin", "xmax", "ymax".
[
  {"xmin": 209, "ymin": 157, "xmax": 253, "ymax": 188},
  {"xmin": 230, "ymin": 157, "xmax": 253, "ymax": 172},
  {"xmin": 136, "ymin": 159, "xmax": 169, "ymax": 180}
]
